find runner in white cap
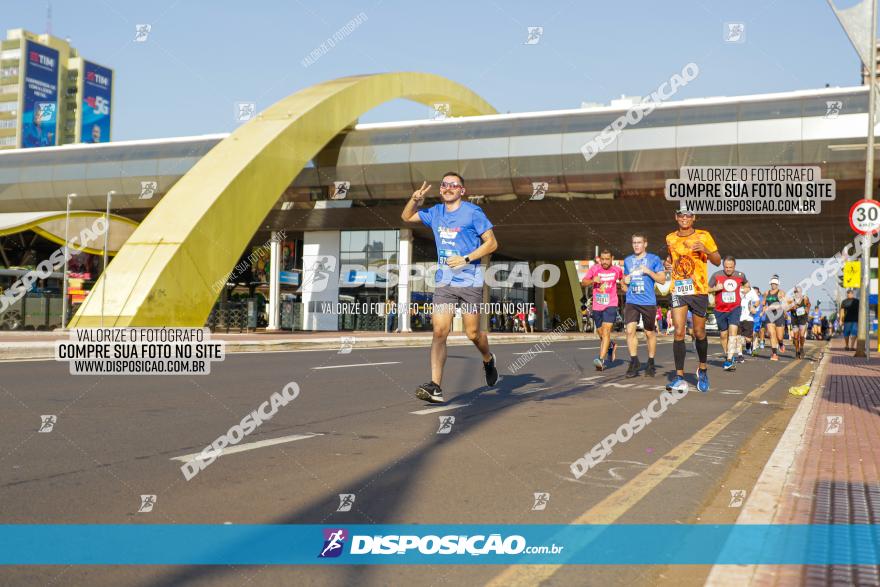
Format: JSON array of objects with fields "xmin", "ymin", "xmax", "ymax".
[{"xmin": 762, "ymin": 275, "xmax": 788, "ymax": 361}]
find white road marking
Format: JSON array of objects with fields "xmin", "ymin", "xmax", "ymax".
[
  {"xmin": 586, "ymin": 460, "xmax": 700, "ymax": 482},
  {"xmin": 513, "ymin": 387, "xmax": 552, "ymax": 395},
  {"xmin": 410, "ymin": 403, "xmax": 470, "ymax": 415},
  {"xmin": 171, "ymin": 433, "xmax": 323, "ymax": 462},
  {"xmin": 579, "ymin": 376, "xmax": 605, "ymax": 383},
  {"xmin": 616, "ymin": 383, "xmax": 667, "ymax": 391},
  {"xmin": 512, "ymin": 351, "xmax": 554, "ymax": 355},
  {"xmin": 312, "ymin": 361, "xmax": 400, "ymax": 370}
]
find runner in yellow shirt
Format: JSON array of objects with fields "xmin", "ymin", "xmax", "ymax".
[{"xmin": 664, "ymin": 204, "xmax": 721, "ymax": 393}]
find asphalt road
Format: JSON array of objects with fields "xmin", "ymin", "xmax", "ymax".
[{"xmin": 0, "ymin": 334, "xmax": 822, "ymax": 586}]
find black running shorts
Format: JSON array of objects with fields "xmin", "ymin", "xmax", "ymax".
[{"xmin": 624, "ymin": 304, "xmax": 657, "ymax": 331}]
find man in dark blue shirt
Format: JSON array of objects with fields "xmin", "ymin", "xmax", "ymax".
[{"xmin": 402, "ymin": 172, "xmax": 499, "ymax": 404}]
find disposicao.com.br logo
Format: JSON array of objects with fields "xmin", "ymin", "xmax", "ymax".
[
  {"xmin": 317, "ymin": 528, "xmax": 564, "ymax": 558},
  {"xmin": 318, "ymin": 528, "xmax": 349, "ymax": 558}
]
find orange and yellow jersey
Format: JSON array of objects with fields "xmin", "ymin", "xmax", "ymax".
[{"xmin": 665, "ymin": 229, "xmax": 718, "ymax": 296}]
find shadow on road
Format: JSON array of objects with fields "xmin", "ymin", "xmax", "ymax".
[{"xmin": 138, "ymin": 353, "xmax": 615, "ymax": 585}]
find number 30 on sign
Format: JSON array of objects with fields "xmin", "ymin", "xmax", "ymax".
[{"xmin": 849, "ymin": 199, "xmax": 880, "ymax": 235}]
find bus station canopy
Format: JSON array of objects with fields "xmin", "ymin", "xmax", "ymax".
[{"xmin": 0, "ymin": 211, "xmax": 138, "ymax": 256}]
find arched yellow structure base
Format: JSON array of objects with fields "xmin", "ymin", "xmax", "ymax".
[{"xmin": 70, "ymin": 73, "xmax": 495, "ymax": 327}]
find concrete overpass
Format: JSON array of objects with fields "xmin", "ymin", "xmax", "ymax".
[{"xmin": 0, "ymin": 84, "xmax": 872, "ymax": 261}]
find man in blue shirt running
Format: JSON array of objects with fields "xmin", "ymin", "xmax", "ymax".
[
  {"xmin": 622, "ymin": 233, "xmax": 667, "ymax": 377},
  {"xmin": 402, "ymin": 172, "xmax": 499, "ymax": 404}
]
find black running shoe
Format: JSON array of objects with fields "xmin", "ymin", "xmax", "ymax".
[
  {"xmin": 644, "ymin": 360, "xmax": 656, "ymax": 377},
  {"xmin": 415, "ymin": 382, "xmax": 444, "ymax": 404},
  {"xmin": 625, "ymin": 358, "xmax": 640, "ymax": 378},
  {"xmin": 484, "ymin": 353, "xmax": 499, "ymax": 386}
]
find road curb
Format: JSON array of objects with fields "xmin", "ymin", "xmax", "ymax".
[{"xmin": 704, "ymin": 344, "xmax": 832, "ymax": 587}]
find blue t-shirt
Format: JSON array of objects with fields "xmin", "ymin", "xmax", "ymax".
[
  {"xmin": 623, "ymin": 253, "xmax": 664, "ymax": 305},
  {"xmin": 418, "ymin": 201, "xmax": 493, "ymax": 287},
  {"xmin": 755, "ymin": 296, "xmax": 766, "ymax": 322}
]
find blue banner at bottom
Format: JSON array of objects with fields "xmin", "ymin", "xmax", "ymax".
[{"xmin": 1, "ymin": 524, "xmax": 879, "ymax": 565}]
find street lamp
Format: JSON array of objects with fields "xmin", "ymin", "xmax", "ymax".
[
  {"xmin": 102, "ymin": 190, "xmax": 115, "ymax": 327},
  {"xmin": 60, "ymin": 192, "xmax": 77, "ymax": 330}
]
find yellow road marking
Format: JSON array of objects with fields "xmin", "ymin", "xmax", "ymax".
[{"xmin": 486, "ymin": 360, "xmax": 802, "ymax": 587}]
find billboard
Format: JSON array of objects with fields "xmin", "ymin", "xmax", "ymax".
[
  {"xmin": 279, "ymin": 271, "xmax": 300, "ymax": 286},
  {"xmin": 279, "ymin": 241, "xmax": 298, "ymax": 285},
  {"xmin": 281, "ymin": 241, "xmax": 296, "ymax": 272},
  {"xmin": 21, "ymin": 40, "xmax": 59, "ymax": 148},
  {"xmin": 80, "ymin": 61, "xmax": 112, "ymax": 143},
  {"xmin": 251, "ymin": 246, "xmax": 270, "ymax": 283}
]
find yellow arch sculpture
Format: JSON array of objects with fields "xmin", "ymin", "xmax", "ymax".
[{"xmin": 70, "ymin": 73, "xmax": 496, "ymax": 327}]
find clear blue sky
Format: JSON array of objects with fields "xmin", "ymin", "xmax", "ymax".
[
  {"xmin": 4, "ymin": 0, "xmax": 864, "ymax": 138},
  {"xmin": 4, "ymin": 0, "xmax": 865, "ymax": 313}
]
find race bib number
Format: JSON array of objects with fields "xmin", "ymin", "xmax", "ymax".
[
  {"xmin": 721, "ymin": 291, "xmax": 736, "ymax": 304},
  {"xmin": 439, "ymin": 249, "xmax": 456, "ymax": 266},
  {"xmin": 796, "ymin": 306, "xmax": 806, "ymax": 316},
  {"xmin": 629, "ymin": 282, "xmax": 645, "ymax": 295},
  {"xmin": 674, "ymin": 279, "xmax": 695, "ymax": 296},
  {"xmin": 595, "ymin": 293, "xmax": 610, "ymax": 306}
]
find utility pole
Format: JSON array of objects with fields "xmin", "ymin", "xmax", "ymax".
[
  {"xmin": 856, "ymin": 0, "xmax": 878, "ymax": 357},
  {"xmin": 827, "ymin": 0, "xmax": 878, "ymax": 357}
]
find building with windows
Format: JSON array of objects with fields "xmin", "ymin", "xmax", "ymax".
[{"xmin": 0, "ymin": 29, "xmax": 113, "ymax": 150}]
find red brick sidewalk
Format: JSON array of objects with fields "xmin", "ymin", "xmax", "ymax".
[{"xmin": 749, "ymin": 338, "xmax": 880, "ymax": 586}]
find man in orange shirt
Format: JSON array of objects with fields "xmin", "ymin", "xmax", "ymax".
[{"xmin": 664, "ymin": 205, "xmax": 721, "ymax": 393}]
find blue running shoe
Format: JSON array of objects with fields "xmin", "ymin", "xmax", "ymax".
[
  {"xmin": 665, "ymin": 375, "xmax": 688, "ymax": 393},
  {"xmin": 606, "ymin": 341, "xmax": 616, "ymax": 363},
  {"xmin": 723, "ymin": 359, "xmax": 735, "ymax": 371},
  {"xmin": 593, "ymin": 357, "xmax": 605, "ymax": 371},
  {"xmin": 697, "ymin": 368, "xmax": 710, "ymax": 393}
]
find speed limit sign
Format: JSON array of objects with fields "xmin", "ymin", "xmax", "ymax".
[{"xmin": 849, "ymin": 199, "xmax": 880, "ymax": 235}]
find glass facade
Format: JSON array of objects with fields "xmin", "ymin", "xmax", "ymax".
[
  {"xmin": 339, "ymin": 229, "xmax": 399, "ymax": 331},
  {"xmin": 404, "ymin": 259, "xmax": 534, "ymax": 332}
]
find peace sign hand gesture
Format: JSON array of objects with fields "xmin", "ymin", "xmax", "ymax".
[{"xmin": 411, "ymin": 181, "xmax": 431, "ymax": 205}]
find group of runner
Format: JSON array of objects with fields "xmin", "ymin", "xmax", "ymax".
[
  {"xmin": 403, "ymin": 173, "xmax": 811, "ymax": 404},
  {"xmin": 583, "ymin": 205, "xmax": 816, "ymax": 392},
  {"xmin": 741, "ymin": 281, "xmax": 814, "ymax": 361}
]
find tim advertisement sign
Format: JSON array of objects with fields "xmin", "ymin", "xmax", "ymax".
[
  {"xmin": 80, "ymin": 61, "xmax": 112, "ymax": 143},
  {"xmin": 21, "ymin": 40, "xmax": 59, "ymax": 149}
]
